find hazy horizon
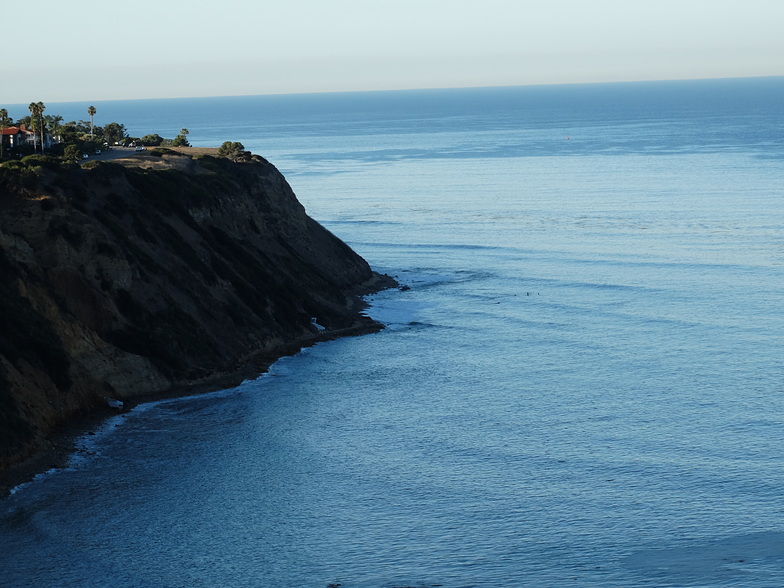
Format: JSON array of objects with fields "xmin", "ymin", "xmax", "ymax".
[{"xmin": 4, "ymin": 74, "xmax": 782, "ymax": 114}]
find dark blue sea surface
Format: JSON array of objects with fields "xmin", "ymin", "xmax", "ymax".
[{"xmin": 2, "ymin": 78, "xmax": 784, "ymax": 587}]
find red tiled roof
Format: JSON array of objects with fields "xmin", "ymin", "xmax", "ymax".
[{"xmin": 2, "ymin": 126, "xmax": 33, "ymax": 135}]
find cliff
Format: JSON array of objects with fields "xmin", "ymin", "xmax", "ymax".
[{"xmin": 0, "ymin": 151, "xmax": 391, "ymax": 471}]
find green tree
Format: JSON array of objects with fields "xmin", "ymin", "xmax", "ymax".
[
  {"xmin": 102, "ymin": 122, "xmax": 126, "ymax": 145},
  {"xmin": 87, "ymin": 105, "xmax": 96, "ymax": 137},
  {"xmin": 37, "ymin": 102, "xmax": 46, "ymax": 150},
  {"xmin": 140, "ymin": 133, "xmax": 164, "ymax": 146},
  {"xmin": 82, "ymin": 137, "xmax": 103, "ymax": 154},
  {"xmin": 172, "ymin": 128, "xmax": 190, "ymax": 147},
  {"xmin": 46, "ymin": 114, "xmax": 63, "ymax": 142},
  {"xmin": 28, "ymin": 103, "xmax": 38, "ymax": 151},
  {"xmin": 217, "ymin": 141, "xmax": 246, "ymax": 159},
  {"xmin": 57, "ymin": 122, "xmax": 81, "ymax": 145},
  {"xmin": 63, "ymin": 144, "xmax": 81, "ymax": 162},
  {"xmin": 64, "ymin": 120, "xmax": 91, "ymax": 135},
  {"xmin": 0, "ymin": 108, "xmax": 10, "ymax": 159},
  {"xmin": 28, "ymin": 102, "xmax": 46, "ymax": 152}
]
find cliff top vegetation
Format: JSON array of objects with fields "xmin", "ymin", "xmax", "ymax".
[{"xmin": 1, "ymin": 102, "xmax": 247, "ymax": 165}]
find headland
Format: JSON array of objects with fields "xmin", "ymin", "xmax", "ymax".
[{"xmin": 0, "ymin": 148, "xmax": 395, "ymax": 495}]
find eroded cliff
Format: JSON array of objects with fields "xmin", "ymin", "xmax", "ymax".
[{"xmin": 0, "ymin": 152, "xmax": 390, "ymax": 469}]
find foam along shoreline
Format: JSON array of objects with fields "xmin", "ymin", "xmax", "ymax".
[{"xmin": 0, "ymin": 275, "xmax": 396, "ymax": 499}]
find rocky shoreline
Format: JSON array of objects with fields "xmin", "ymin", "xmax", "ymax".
[{"xmin": 0, "ymin": 290, "xmax": 394, "ymax": 498}]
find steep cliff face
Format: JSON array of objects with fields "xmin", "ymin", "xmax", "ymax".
[{"xmin": 0, "ymin": 153, "xmax": 389, "ymax": 468}]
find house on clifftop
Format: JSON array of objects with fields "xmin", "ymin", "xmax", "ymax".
[{"xmin": 2, "ymin": 124, "xmax": 52, "ymax": 150}]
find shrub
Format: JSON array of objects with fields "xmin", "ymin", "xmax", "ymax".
[
  {"xmin": 21, "ymin": 154, "xmax": 61, "ymax": 168},
  {"xmin": 150, "ymin": 148, "xmax": 177, "ymax": 157},
  {"xmin": 63, "ymin": 145, "xmax": 81, "ymax": 163},
  {"xmin": 139, "ymin": 134, "xmax": 164, "ymax": 146},
  {"xmin": 217, "ymin": 141, "xmax": 245, "ymax": 159}
]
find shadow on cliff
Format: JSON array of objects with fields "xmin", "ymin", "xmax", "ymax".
[{"xmin": 0, "ymin": 151, "xmax": 394, "ymax": 471}]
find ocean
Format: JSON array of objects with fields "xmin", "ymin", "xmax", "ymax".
[{"xmin": 2, "ymin": 77, "xmax": 784, "ymax": 587}]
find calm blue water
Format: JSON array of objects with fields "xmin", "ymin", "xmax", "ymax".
[{"xmin": 3, "ymin": 78, "xmax": 784, "ymax": 587}]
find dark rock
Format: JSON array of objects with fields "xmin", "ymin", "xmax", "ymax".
[{"xmin": 0, "ymin": 154, "xmax": 393, "ymax": 470}]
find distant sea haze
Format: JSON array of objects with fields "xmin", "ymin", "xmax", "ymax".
[{"xmin": 2, "ymin": 76, "xmax": 784, "ymax": 587}]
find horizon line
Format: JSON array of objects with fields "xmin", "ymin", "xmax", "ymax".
[{"xmin": 6, "ymin": 74, "xmax": 783, "ymax": 108}]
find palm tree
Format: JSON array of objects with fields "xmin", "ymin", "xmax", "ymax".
[
  {"xmin": 47, "ymin": 114, "xmax": 64, "ymax": 144},
  {"xmin": 88, "ymin": 105, "xmax": 96, "ymax": 137},
  {"xmin": 26, "ymin": 102, "xmax": 47, "ymax": 152},
  {"xmin": 28, "ymin": 103, "xmax": 40, "ymax": 152},
  {"xmin": 0, "ymin": 108, "xmax": 9, "ymax": 159},
  {"xmin": 35, "ymin": 102, "xmax": 46, "ymax": 151}
]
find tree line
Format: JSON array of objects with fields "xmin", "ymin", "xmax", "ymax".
[{"xmin": 0, "ymin": 102, "xmax": 191, "ymax": 162}]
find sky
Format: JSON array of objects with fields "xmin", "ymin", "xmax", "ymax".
[{"xmin": 3, "ymin": 0, "xmax": 783, "ymax": 104}]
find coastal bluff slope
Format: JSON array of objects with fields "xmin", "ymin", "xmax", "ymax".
[{"xmin": 0, "ymin": 151, "xmax": 390, "ymax": 470}]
